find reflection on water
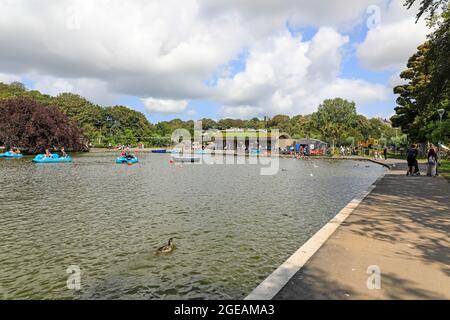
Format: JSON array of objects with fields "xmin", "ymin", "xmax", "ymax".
[{"xmin": 0, "ymin": 153, "xmax": 385, "ymax": 299}]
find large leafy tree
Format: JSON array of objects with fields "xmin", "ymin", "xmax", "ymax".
[
  {"xmin": 0, "ymin": 97, "xmax": 84, "ymax": 153},
  {"xmin": 392, "ymin": 2, "xmax": 449, "ymax": 142},
  {"xmin": 391, "ymin": 42, "xmax": 433, "ymax": 140},
  {"xmin": 267, "ymin": 114, "xmax": 290, "ymax": 133},
  {"xmin": 288, "ymin": 115, "xmax": 315, "ymax": 139},
  {"xmin": 0, "ymin": 83, "xmax": 156, "ymax": 146},
  {"xmin": 405, "ymin": 0, "xmax": 449, "ymax": 21},
  {"xmin": 426, "ymin": 7, "xmax": 450, "ymax": 115},
  {"xmin": 54, "ymin": 93, "xmax": 104, "ymax": 128},
  {"xmin": 311, "ymin": 98, "xmax": 358, "ymax": 147},
  {"xmin": 104, "ymin": 105, "xmax": 154, "ymax": 141}
]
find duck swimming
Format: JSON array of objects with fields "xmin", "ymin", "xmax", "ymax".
[{"xmin": 156, "ymin": 238, "xmax": 175, "ymax": 254}]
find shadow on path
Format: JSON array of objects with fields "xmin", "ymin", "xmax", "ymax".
[{"xmin": 274, "ymin": 162, "xmax": 450, "ymax": 299}]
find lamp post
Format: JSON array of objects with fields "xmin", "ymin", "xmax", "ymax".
[{"xmin": 438, "ymin": 108, "xmax": 445, "ymax": 166}]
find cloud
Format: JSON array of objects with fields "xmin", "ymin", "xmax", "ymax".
[
  {"xmin": 0, "ymin": 0, "xmax": 246, "ymax": 100},
  {"xmin": 142, "ymin": 98, "xmax": 188, "ymax": 114},
  {"xmin": 317, "ymin": 79, "xmax": 389, "ymax": 105},
  {"xmin": 0, "ymin": 73, "xmax": 21, "ymax": 84},
  {"xmin": 33, "ymin": 77, "xmax": 73, "ymax": 96},
  {"xmin": 0, "ymin": 0, "xmax": 425, "ymax": 117},
  {"xmin": 32, "ymin": 75, "xmax": 120, "ymax": 105},
  {"xmin": 199, "ymin": 0, "xmax": 383, "ymax": 32},
  {"xmin": 213, "ymin": 27, "xmax": 388, "ymax": 117},
  {"xmin": 356, "ymin": 0, "xmax": 429, "ymax": 71},
  {"xmin": 388, "ymin": 72, "xmax": 407, "ymax": 88},
  {"xmin": 219, "ymin": 105, "xmax": 264, "ymax": 119},
  {"xmin": 0, "ymin": 1, "xmax": 380, "ymax": 99},
  {"xmin": 185, "ymin": 109, "xmax": 197, "ymax": 116}
]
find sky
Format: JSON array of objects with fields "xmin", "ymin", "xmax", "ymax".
[{"xmin": 0, "ymin": 0, "xmax": 429, "ymax": 123}]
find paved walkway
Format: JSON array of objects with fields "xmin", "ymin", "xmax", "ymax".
[{"xmin": 274, "ymin": 159, "xmax": 450, "ymax": 299}]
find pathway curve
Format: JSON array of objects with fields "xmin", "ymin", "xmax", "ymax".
[{"xmin": 248, "ymin": 158, "xmax": 450, "ymax": 299}]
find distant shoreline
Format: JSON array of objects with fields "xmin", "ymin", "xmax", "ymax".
[{"xmin": 88, "ymin": 147, "xmax": 401, "ymax": 169}]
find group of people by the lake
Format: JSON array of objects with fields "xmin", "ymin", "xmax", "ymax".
[
  {"xmin": 372, "ymin": 147, "xmax": 388, "ymax": 161},
  {"xmin": 119, "ymin": 146, "xmax": 137, "ymax": 159},
  {"xmin": 296, "ymin": 145, "xmax": 309, "ymax": 158},
  {"xmin": 7, "ymin": 147, "xmax": 21, "ymax": 154},
  {"xmin": 5, "ymin": 147, "xmax": 69, "ymax": 157},
  {"xmin": 406, "ymin": 144, "xmax": 439, "ymax": 177},
  {"xmin": 339, "ymin": 146, "xmax": 361, "ymax": 157},
  {"xmin": 43, "ymin": 147, "xmax": 68, "ymax": 158}
]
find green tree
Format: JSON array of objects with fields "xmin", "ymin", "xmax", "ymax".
[
  {"xmin": 0, "ymin": 97, "xmax": 84, "ymax": 153},
  {"xmin": 200, "ymin": 118, "xmax": 217, "ymax": 130},
  {"xmin": 267, "ymin": 114, "xmax": 290, "ymax": 132},
  {"xmin": 122, "ymin": 128, "xmax": 138, "ymax": 145},
  {"xmin": 288, "ymin": 115, "xmax": 315, "ymax": 138},
  {"xmin": 155, "ymin": 122, "xmax": 172, "ymax": 136},
  {"xmin": 405, "ymin": 0, "xmax": 449, "ymax": 21},
  {"xmin": 392, "ymin": 43, "xmax": 435, "ymax": 141},
  {"xmin": 392, "ymin": 7, "xmax": 449, "ymax": 143},
  {"xmin": 311, "ymin": 98, "xmax": 358, "ymax": 148}
]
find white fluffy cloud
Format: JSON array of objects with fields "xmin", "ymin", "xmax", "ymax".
[
  {"xmin": 0, "ymin": 73, "xmax": 20, "ymax": 84},
  {"xmin": 357, "ymin": 0, "xmax": 429, "ymax": 71},
  {"xmin": 0, "ymin": 0, "xmax": 247, "ymax": 99},
  {"xmin": 199, "ymin": 0, "xmax": 383, "ymax": 32},
  {"xmin": 0, "ymin": 0, "xmax": 426, "ymax": 117},
  {"xmin": 220, "ymin": 105, "xmax": 264, "ymax": 119},
  {"xmin": 215, "ymin": 28, "xmax": 389, "ymax": 118},
  {"xmin": 142, "ymin": 98, "xmax": 188, "ymax": 114},
  {"xmin": 32, "ymin": 75, "xmax": 120, "ymax": 105}
]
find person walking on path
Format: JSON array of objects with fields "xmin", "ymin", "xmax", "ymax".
[
  {"xmin": 427, "ymin": 147, "xmax": 438, "ymax": 176},
  {"xmin": 406, "ymin": 144, "xmax": 419, "ymax": 176},
  {"xmin": 383, "ymin": 147, "xmax": 388, "ymax": 161}
]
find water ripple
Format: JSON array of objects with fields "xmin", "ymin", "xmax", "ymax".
[{"xmin": 0, "ymin": 153, "xmax": 385, "ymax": 299}]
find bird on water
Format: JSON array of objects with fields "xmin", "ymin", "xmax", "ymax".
[{"xmin": 155, "ymin": 238, "xmax": 175, "ymax": 254}]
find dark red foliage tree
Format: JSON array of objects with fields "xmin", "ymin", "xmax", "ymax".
[{"xmin": 0, "ymin": 97, "xmax": 84, "ymax": 153}]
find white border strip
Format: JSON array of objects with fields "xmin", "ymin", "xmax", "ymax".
[{"xmin": 245, "ymin": 171, "xmax": 386, "ymax": 300}]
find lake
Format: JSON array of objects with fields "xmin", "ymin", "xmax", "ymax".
[{"xmin": 0, "ymin": 152, "xmax": 385, "ymax": 299}]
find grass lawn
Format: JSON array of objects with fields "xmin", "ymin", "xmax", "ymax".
[{"xmin": 439, "ymin": 160, "xmax": 450, "ymax": 182}]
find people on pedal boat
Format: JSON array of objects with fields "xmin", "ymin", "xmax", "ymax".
[{"xmin": 44, "ymin": 148, "xmax": 52, "ymax": 158}]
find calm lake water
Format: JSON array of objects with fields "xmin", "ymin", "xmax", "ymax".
[{"xmin": 0, "ymin": 153, "xmax": 385, "ymax": 299}]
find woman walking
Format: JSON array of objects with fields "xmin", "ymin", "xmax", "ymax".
[{"xmin": 426, "ymin": 147, "xmax": 437, "ymax": 177}]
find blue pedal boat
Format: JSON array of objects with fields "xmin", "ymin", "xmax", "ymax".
[
  {"xmin": 116, "ymin": 156, "xmax": 139, "ymax": 164},
  {"xmin": 0, "ymin": 151, "xmax": 24, "ymax": 158},
  {"xmin": 32, "ymin": 154, "xmax": 72, "ymax": 163}
]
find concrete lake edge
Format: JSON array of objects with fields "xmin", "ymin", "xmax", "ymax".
[{"xmin": 245, "ymin": 159, "xmax": 388, "ymax": 300}]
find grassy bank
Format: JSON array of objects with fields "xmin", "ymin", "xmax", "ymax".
[{"xmin": 440, "ymin": 160, "xmax": 450, "ymax": 182}]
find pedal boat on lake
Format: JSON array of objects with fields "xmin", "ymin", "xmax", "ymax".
[
  {"xmin": 32, "ymin": 154, "xmax": 72, "ymax": 163},
  {"xmin": 171, "ymin": 155, "xmax": 200, "ymax": 163},
  {"xmin": 116, "ymin": 156, "xmax": 139, "ymax": 164},
  {"xmin": 0, "ymin": 151, "xmax": 24, "ymax": 158},
  {"xmin": 151, "ymin": 149, "xmax": 168, "ymax": 154}
]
